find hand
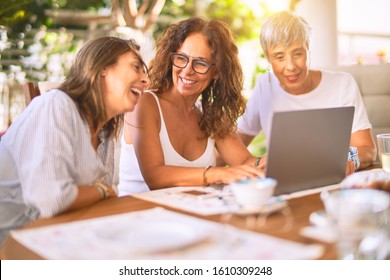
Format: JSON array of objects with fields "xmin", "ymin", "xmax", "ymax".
[
  {"xmin": 209, "ymin": 165, "xmax": 265, "ymax": 185},
  {"xmin": 345, "ymin": 160, "xmax": 356, "ymax": 176},
  {"xmin": 355, "ymin": 180, "xmax": 390, "ymax": 193},
  {"xmin": 95, "ymin": 183, "xmax": 118, "ymax": 199},
  {"xmin": 106, "ymin": 185, "xmax": 118, "ymax": 198}
]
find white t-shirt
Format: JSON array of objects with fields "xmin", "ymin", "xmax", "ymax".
[
  {"xmin": 238, "ymin": 70, "xmax": 372, "ymax": 145},
  {"xmin": 118, "ymin": 92, "xmax": 216, "ymax": 196}
]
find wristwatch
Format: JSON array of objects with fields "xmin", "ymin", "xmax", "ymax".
[{"xmin": 348, "ymin": 147, "xmax": 360, "ymax": 171}]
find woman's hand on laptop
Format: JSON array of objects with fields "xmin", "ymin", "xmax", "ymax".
[
  {"xmin": 341, "ymin": 169, "xmax": 390, "ymax": 193},
  {"xmin": 363, "ymin": 180, "xmax": 390, "ymax": 193},
  {"xmin": 206, "ymin": 165, "xmax": 264, "ymax": 185}
]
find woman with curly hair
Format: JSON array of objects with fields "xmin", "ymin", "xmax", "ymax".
[{"xmin": 118, "ymin": 17, "xmax": 263, "ymax": 195}]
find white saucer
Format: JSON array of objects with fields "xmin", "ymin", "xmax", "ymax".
[{"xmin": 233, "ymin": 197, "xmax": 287, "ymax": 215}]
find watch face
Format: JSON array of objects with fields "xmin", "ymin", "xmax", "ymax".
[{"xmin": 348, "ymin": 147, "xmax": 358, "ymax": 159}]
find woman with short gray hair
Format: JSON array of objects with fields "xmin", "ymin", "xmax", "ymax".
[{"xmin": 238, "ymin": 11, "xmax": 376, "ymax": 175}]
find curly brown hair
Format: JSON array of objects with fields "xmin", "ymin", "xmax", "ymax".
[{"xmin": 149, "ymin": 17, "xmax": 245, "ymax": 138}]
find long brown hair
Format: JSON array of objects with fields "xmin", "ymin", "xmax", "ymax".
[
  {"xmin": 149, "ymin": 17, "xmax": 245, "ymax": 138},
  {"xmin": 59, "ymin": 36, "xmax": 146, "ymax": 139}
]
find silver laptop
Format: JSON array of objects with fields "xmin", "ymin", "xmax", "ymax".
[{"xmin": 265, "ymin": 107, "xmax": 355, "ymax": 195}]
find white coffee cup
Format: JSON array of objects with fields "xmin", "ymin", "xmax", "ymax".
[
  {"xmin": 321, "ymin": 188, "xmax": 390, "ymax": 259},
  {"xmin": 229, "ymin": 178, "xmax": 277, "ymax": 209}
]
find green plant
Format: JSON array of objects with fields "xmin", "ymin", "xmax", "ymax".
[
  {"xmin": 0, "ymin": 0, "xmax": 35, "ymax": 30},
  {"xmin": 22, "ymin": 27, "xmax": 82, "ymax": 81}
]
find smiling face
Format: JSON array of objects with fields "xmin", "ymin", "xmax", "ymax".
[
  {"xmin": 101, "ymin": 51, "xmax": 149, "ymax": 118},
  {"xmin": 172, "ymin": 33, "xmax": 215, "ymax": 97},
  {"xmin": 268, "ymin": 41, "xmax": 311, "ymax": 95}
]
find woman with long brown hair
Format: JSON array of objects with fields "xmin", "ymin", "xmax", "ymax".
[{"xmin": 0, "ymin": 36, "xmax": 149, "ymax": 245}]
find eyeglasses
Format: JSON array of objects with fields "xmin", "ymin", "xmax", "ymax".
[{"xmin": 171, "ymin": 53, "xmax": 214, "ymax": 74}]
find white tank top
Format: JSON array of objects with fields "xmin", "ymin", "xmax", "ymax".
[{"xmin": 118, "ymin": 92, "xmax": 216, "ymax": 196}]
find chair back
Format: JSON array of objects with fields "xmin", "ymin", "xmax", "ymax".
[
  {"xmin": 23, "ymin": 81, "xmax": 62, "ymax": 106},
  {"xmin": 23, "ymin": 82, "xmax": 40, "ymax": 106}
]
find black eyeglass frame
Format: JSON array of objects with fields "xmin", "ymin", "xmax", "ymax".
[{"xmin": 170, "ymin": 53, "xmax": 215, "ymax": 74}]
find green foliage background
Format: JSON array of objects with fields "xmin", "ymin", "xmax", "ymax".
[
  {"xmin": 1, "ymin": 0, "xmax": 264, "ymax": 41},
  {"xmin": 0, "ymin": 0, "xmax": 275, "ymax": 154}
]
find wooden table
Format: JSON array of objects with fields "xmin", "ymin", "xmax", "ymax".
[{"xmin": 0, "ymin": 191, "xmax": 337, "ymax": 260}]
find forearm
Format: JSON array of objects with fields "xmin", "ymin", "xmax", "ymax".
[
  {"xmin": 238, "ymin": 132, "xmax": 255, "ymax": 147},
  {"xmin": 242, "ymin": 155, "xmax": 257, "ymax": 166},
  {"xmin": 65, "ymin": 184, "xmax": 117, "ymax": 212},
  {"xmin": 216, "ymin": 133, "xmax": 256, "ymax": 167},
  {"xmin": 357, "ymin": 145, "xmax": 377, "ymax": 169},
  {"xmin": 143, "ymin": 164, "xmax": 264, "ymax": 190},
  {"xmin": 143, "ymin": 166, "xmax": 207, "ymax": 189},
  {"xmin": 350, "ymin": 129, "xmax": 376, "ymax": 170}
]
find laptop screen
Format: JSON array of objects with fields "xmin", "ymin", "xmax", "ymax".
[{"xmin": 265, "ymin": 107, "xmax": 355, "ymax": 195}]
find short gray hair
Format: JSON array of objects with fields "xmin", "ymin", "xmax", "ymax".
[{"xmin": 260, "ymin": 11, "xmax": 312, "ymax": 61}]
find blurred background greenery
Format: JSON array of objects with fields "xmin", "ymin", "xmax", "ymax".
[
  {"xmin": 0, "ymin": 0, "xmax": 292, "ymax": 80},
  {"xmin": 0, "ymin": 0, "xmax": 299, "ymax": 154}
]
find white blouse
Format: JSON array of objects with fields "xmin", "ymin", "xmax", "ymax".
[{"xmin": 0, "ymin": 89, "xmax": 115, "ymax": 218}]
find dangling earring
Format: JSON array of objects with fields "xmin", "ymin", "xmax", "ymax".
[{"xmin": 210, "ymin": 79, "xmax": 217, "ymax": 99}]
